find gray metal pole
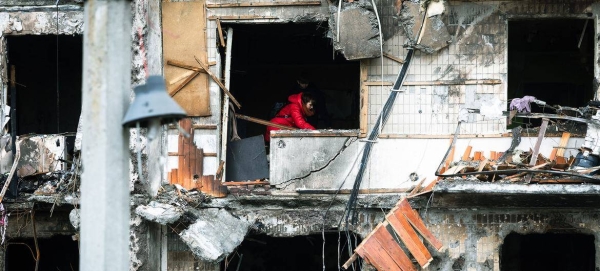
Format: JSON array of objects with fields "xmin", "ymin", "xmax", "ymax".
[{"xmin": 80, "ymin": 1, "xmax": 131, "ymax": 270}]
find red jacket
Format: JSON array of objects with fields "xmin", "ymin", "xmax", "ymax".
[{"xmin": 265, "ymin": 93, "xmax": 315, "ymax": 142}]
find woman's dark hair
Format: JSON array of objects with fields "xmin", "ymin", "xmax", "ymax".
[{"xmin": 301, "ymin": 91, "xmax": 317, "ymax": 105}]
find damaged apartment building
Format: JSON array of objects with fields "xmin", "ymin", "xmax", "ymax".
[{"xmin": 1, "ymin": 0, "xmax": 600, "ymax": 270}]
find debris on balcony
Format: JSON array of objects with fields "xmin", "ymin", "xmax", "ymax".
[{"xmin": 438, "ymin": 99, "xmax": 600, "ymax": 184}]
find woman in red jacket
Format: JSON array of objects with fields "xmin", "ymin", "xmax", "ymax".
[{"xmin": 265, "ymin": 92, "xmax": 316, "ymax": 143}]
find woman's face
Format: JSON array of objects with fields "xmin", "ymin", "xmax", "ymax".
[{"xmin": 303, "ymin": 101, "xmax": 315, "ymax": 117}]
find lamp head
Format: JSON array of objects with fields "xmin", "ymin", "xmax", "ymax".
[{"xmin": 122, "ymin": 76, "xmax": 187, "ymax": 127}]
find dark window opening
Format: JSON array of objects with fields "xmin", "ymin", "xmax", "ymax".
[
  {"xmin": 508, "ymin": 19, "xmax": 594, "ymax": 128},
  {"xmin": 6, "ymin": 235, "xmax": 79, "ymax": 271},
  {"xmin": 7, "ymin": 35, "xmax": 83, "ymax": 135},
  {"xmin": 224, "ymin": 232, "xmax": 361, "ymax": 271},
  {"xmin": 227, "ymin": 22, "xmax": 360, "ymax": 139},
  {"xmin": 501, "ymin": 232, "xmax": 595, "ymax": 271}
]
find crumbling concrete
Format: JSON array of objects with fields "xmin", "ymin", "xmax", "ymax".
[
  {"xmin": 398, "ymin": 1, "xmax": 451, "ymax": 53},
  {"xmin": 179, "ymin": 208, "xmax": 250, "ymax": 262},
  {"xmin": 330, "ymin": 2, "xmax": 381, "ymax": 60},
  {"xmin": 135, "ymin": 201, "xmax": 183, "ymax": 225}
]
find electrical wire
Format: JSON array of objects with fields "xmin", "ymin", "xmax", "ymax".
[{"xmin": 56, "ymin": 0, "xmax": 60, "ymax": 133}]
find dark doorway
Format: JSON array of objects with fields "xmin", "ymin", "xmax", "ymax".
[
  {"xmin": 501, "ymin": 232, "xmax": 595, "ymax": 271},
  {"xmin": 227, "ymin": 22, "xmax": 360, "ymax": 139},
  {"xmin": 224, "ymin": 232, "xmax": 361, "ymax": 271},
  {"xmin": 508, "ymin": 19, "xmax": 594, "ymax": 127},
  {"xmin": 6, "ymin": 235, "xmax": 79, "ymax": 271},
  {"xmin": 7, "ymin": 35, "xmax": 83, "ymax": 135}
]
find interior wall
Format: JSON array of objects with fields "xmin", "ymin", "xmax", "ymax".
[{"xmin": 422, "ymin": 208, "xmax": 600, "ymax": 271}]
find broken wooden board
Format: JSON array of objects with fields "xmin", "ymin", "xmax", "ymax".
[
  {"xmin": 199, "ymin": 175, "xmax": 228, "ymax": 198},
  {"xmin": 167, "ymin": 119, "xmax": 206, "ymax": 192},
  {"xmin": 162, "ymin": 1, "xmax": 210, "ymax": 116},
  {"xmin": 344, "ymin": 198, "xmax": 443, "ymax": 271},
  {"xmin": 386, "ymin": 209, "xmax": 432, "ymax": 268},
  {"xmin": 398, "ymin": 199, "xmax": 444, "ymax": 251}
]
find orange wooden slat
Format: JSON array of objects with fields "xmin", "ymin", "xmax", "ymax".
[
  {"xmin": 361, "ymin": 238, "xmax": 403, "ymax": 271},
  {"xmin": 195, "ymin": 148, "xmax": 204, "ymax": 184},
  {"xmin": 386, "ymin": 208, "xmax": 432, "ymax": 268},
  {"xmin": 462, "ymin": 146, "xmax": 472, "ymax": 161},
  {"xmin": 473, "ymin": 151, "xmax": 482, "ymax": 161},
  {"xmin": 398, "ymin": 199, "xmax": 444, "ymax": 251},
  {"xmin": 171, "ymin": 169, "xmax": 178, "ymax": 186},
  {"xmin": 373, "ymin": 225, "xmax": 416, "ymax": 271}
]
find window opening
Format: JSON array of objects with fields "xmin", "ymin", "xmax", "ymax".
[
  {"xmin": 227, "ymin": 22, "xmax": 360, "ymax": 139},
  {"xmin": 508, "ymin": 19, "xmax": 594, "ymax": 128},
  {"xmin": 6, "ymin": 235, "xmax": 79, "ymax": 271},
  {"xmin": 501, "ymin": 232, "xmax": 595, "ymax": 271},
  {"xmin": 7, "ymin": 35, "xmax": 83, "ymax": 135},
  {"xmin": 224, "ymin": 232, "xmax": 361, "ymax": 271}
]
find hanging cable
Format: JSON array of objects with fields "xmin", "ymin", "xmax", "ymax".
[{"xmin": 56, "ymin": 0, "xmax": 60, "ymax": 133}]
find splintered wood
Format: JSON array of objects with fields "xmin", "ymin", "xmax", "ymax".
[
  {"xmin": 168, "ymin": 119, "xmax": 227, "ymax": 198},
  {"xmin": 344, "ymin": 199, "xmax": 443, "ymax": 271}
]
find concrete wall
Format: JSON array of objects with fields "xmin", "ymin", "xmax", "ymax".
[
  {"xmin": 271, "ymin": 130, "xmax": 582, "ymax": 190},
  {"xmin": 423, "ymin": 208, "xmax": 600, "ymax": 271}
]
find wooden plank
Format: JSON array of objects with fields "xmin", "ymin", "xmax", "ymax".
[
  {"xmin": 189, "ymin": 140, "xmax": 197, "ymax": 189},
  {"xmin": 473, "ymin": 151, "xmax": 482, "ymax": 161},
  {"xmin": 386, "ymin": 208, "xmax": 432, "ymax": 268},
  {"xmin": 477, "ymin": 159, "xmax": 488, "ymax": 172},
  {"xmin": 195, "ymin": 148, "xmax": 204, "ymax": 183},
  {"xmin": 208, "ymin": 15, "xmax": 278, "ymax": 20},
  {"xmin": 355, "ymin": 246, "xmax": 388, "ymax": 271},
  {"xmin": 169, "ymin": 70, "xmax": 197, "ymax": 85},
  {"xmin": 383, "ymin": 52, "xmax": 405, "ymax": 64},
  {"xmin": 342, "ymin": 253, "xmax": 359, "ymax": 270},
  {"xmin": 177, "ymin": 128, "xmax": 185, "ymax": 187},
  {"xmin": 166, "ymin": 60, "xmax": 205, "ymax": 72},
  {"xmin": 216, "ymin": 19, "xmax": 225, "ymax": 47},
  {"xmin": 373, "ymin": 224, "xmax": 416, "ymax": 271},
  {"xmin": 163, "ymin": 1, "xmax": 210, "ymax": 116},
  {"xmin": 168, "ymin": 71, "xmax": 201, "ymax": 97},
  {"xmin": 360, "ymin": 238, "xmax": 403, "ymax": 271},
  {"xmin": 556, "ymin": 132, "xmax": 571, "ymax": 157},
  {"xmin": 462, "ymin": 146, "xmax": 472, "ymax": 161},
  {"xmin": 168, "ymin": 123, "xmax": 218, "ymax": 130},
  {"xmin": 207, "ymin": 1, "xmax": 321, "ymax": 8},
  {"xmin": 171, "ymin": 169, "xmax": 178, "ymax": 186},
  {"xmin": 235, "ymin": 113, "xmax": 298, "ymax": 130},
  {"xmin": 194, "ymin": 56, "xmax": 241, "ymax": 108},
  {"xmin": 408, "ymin": 178, "xmax": 426, "ymax": 197},
  {"xmin": 398, "ymin": 199, "xmax": 444, "ymax": 251},
  {"xmin": 359, "ymin": 60, "xmax": 368, "ymax": 138},
  {"xmin": 215, "ymin": 160, "xmax": 225, "ymax": 182},
  {"xmin": 168, "ymin": 152, "xmax": 216, "ymax": 157},
  {"xmin": 529, "ymin": 118, "xmax": 549, "ymax": 166},
  {"xmin": 549, "ymin": 148, "xmax": 558, "ymax": 161}
]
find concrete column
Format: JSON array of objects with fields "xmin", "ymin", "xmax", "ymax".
[{"xmin": 80, "ymin": 1, "xmax": 131, "ymax": 271}]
